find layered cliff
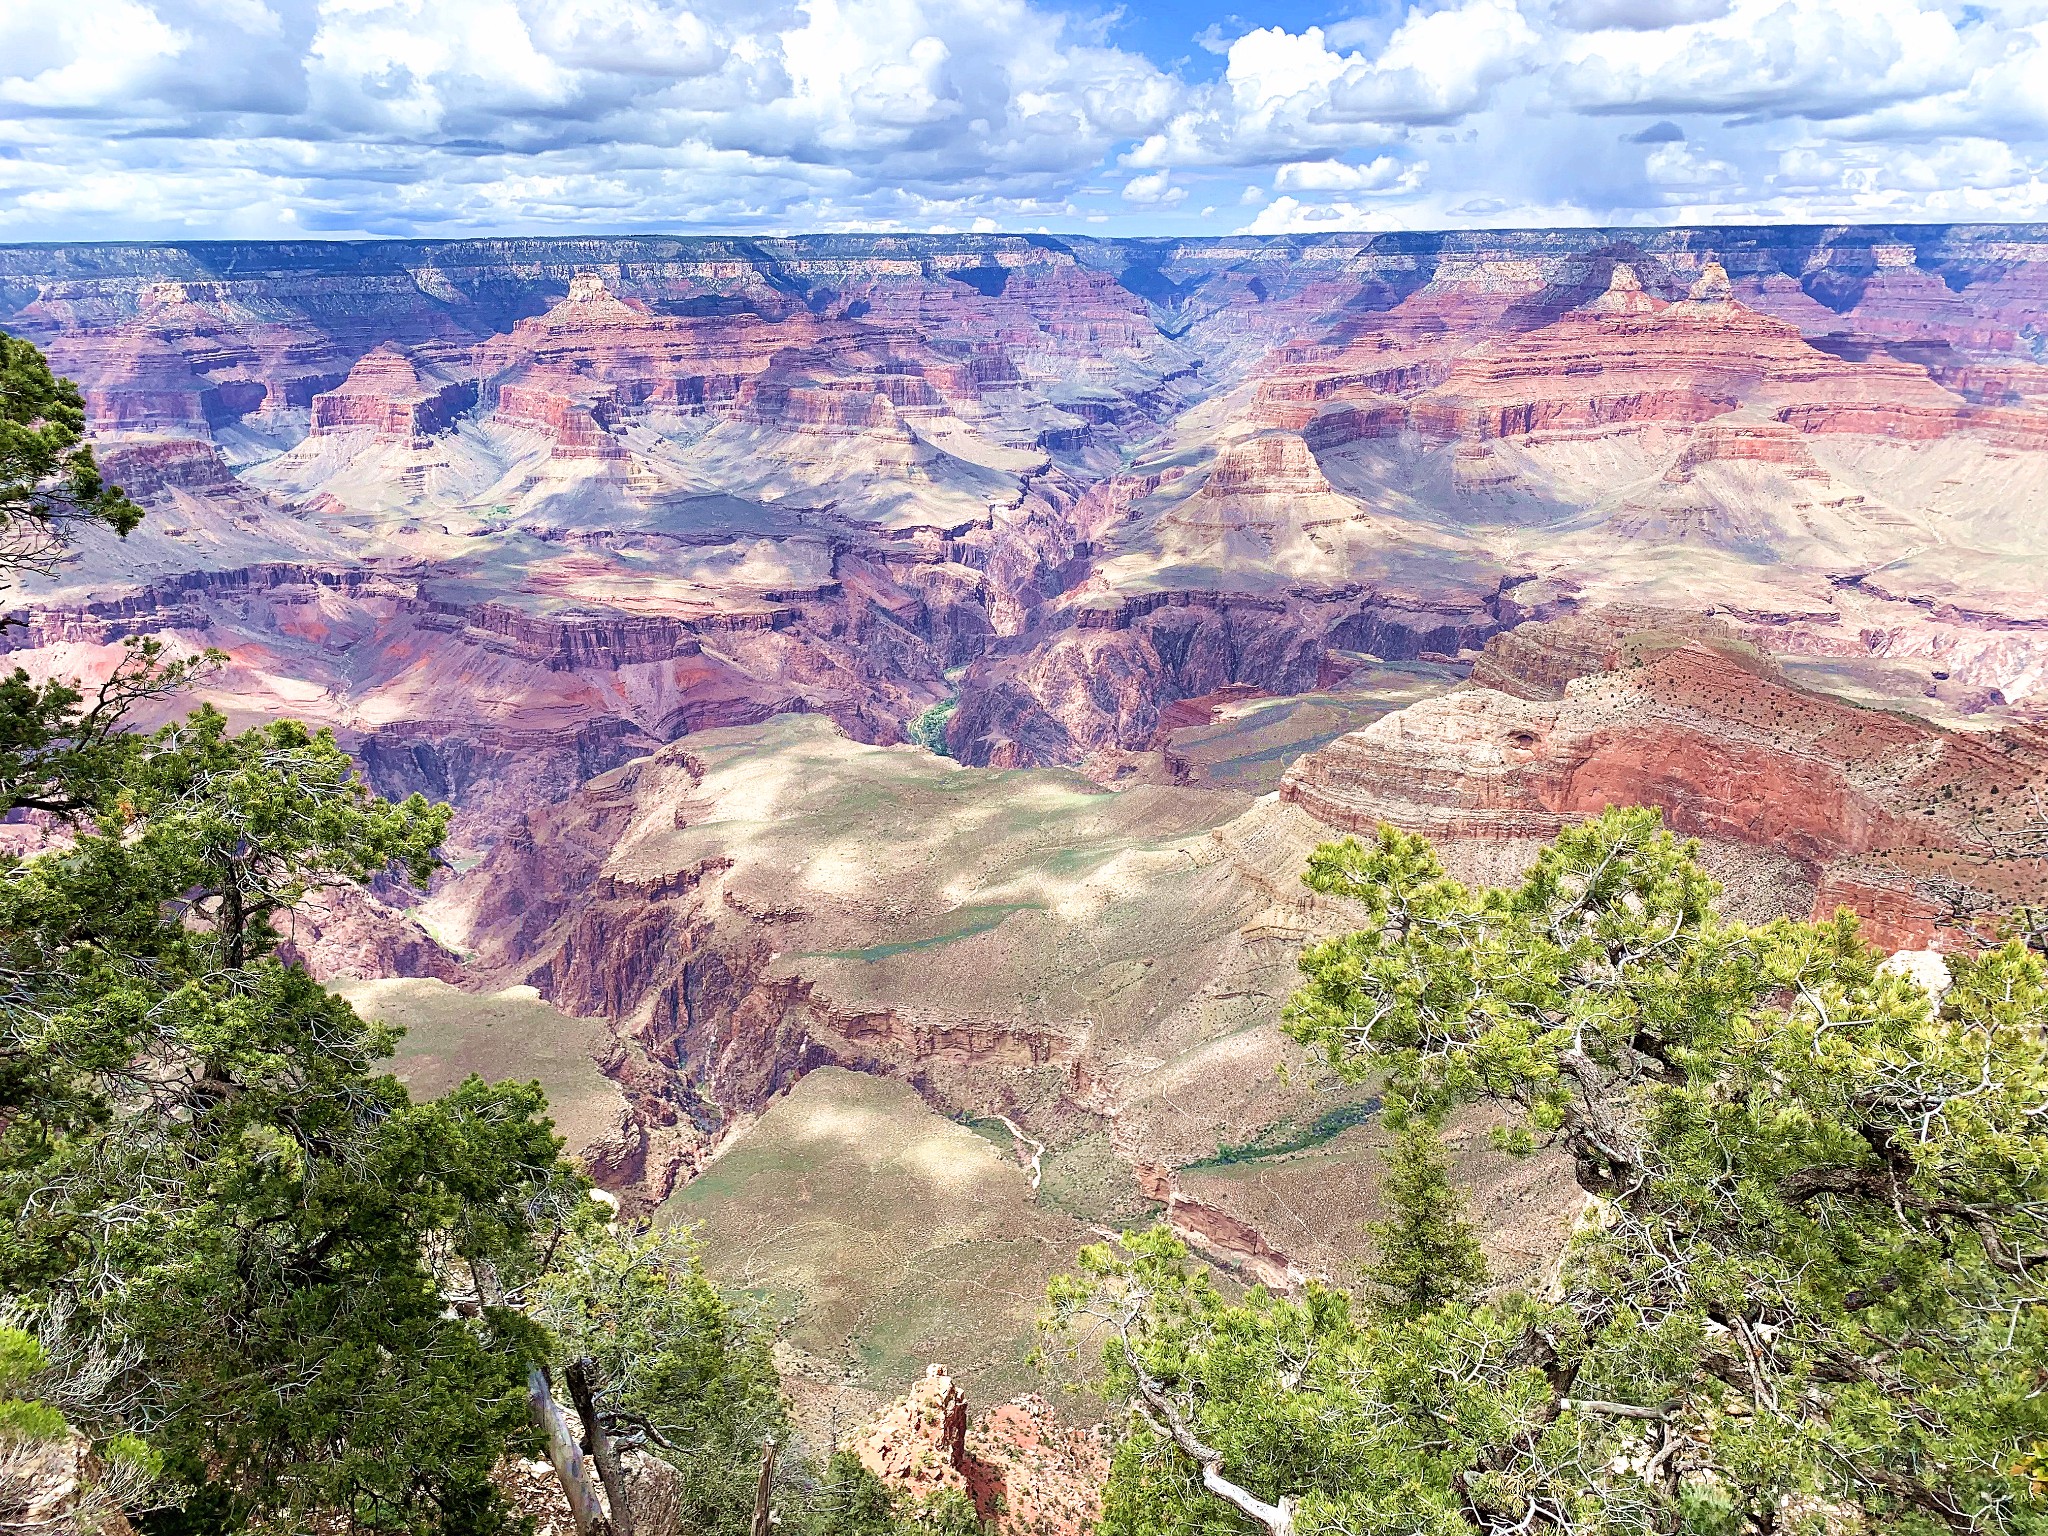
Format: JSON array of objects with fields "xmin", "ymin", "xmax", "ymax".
[
  {"xmin": 5, "ymin": 227, "xmax": 2047, "ymax": 810},
  {"xmin": 1281, "ymin": 611, "xmax": 2048, "ymax": 948}
]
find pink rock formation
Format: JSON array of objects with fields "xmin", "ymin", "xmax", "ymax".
[
  {"xmin": 1408, "ymin": 262, "xmax": 1967, "ymax": 442},
  {"xmin": 1281, "ymin": 612, "xmax": 2048, "ymax": 949},
  {"xmin": 95, "ymin": 437, "xmax": 237, "ymax": 499},
  {"xmin": 855, "ymin": 1366, "xmax": 1107, "ymax": 1536},
  {"xmin": 310, "ymin": 345, "xmax": 477, "ymax": 441}
]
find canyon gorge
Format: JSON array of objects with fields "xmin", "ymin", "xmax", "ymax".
[{"xmin": 5, "ymin": 226, "xmax": 2048, "ymax": 1430}]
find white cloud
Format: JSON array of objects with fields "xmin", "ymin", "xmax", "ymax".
[
  {"xmin": 1242, "ymin": 192, "xmax": 1416, "ymax": 231},
  {"xmin": 1555, "ymin": 0, "xmax": 1976, "ymax": 118},
  {"xmin": 1274, "ymin": 155, "xmax": 1411, "ymax": 191},
  {"xmin": 1643, "ymin": 140, "xmax": 1737, "ymax": 187},
  {"xmin": 3, "ymin": 0, "xmax": 2048, "ymax": 236},
  {"xmin": 1553, "ymin": 0, "xmax": 1733, "ymax": 30},
  {"xmin": 0, "ymin": 0, "xmax": 191, "ymax": 111},
  {"xmin": 1328, "ymin": 0, "xmax": 1539, "ymax": 122},
  {"xmin": 1128, "ymin": 1, "xmax": 1538, "ymax": 170},
  {"xmin": 1121, "ymin": 169, "xmax": 1186, "ymax": 204}
]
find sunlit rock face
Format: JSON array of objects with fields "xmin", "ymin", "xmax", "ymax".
[
  {"xmin": 855, "ymin": 1365, "xmax": 1108, "ymax": 1536},
  {"xmin": 1282, "ymin": 608, "xmax": 2048, "ymax": 951},
  {"xmin": 4, "ymin": 227, "xmax": 2044, "ymax": 915}
]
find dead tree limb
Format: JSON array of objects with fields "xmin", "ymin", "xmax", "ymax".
[
  {"xmin": 566, "ymin": 1356, "xmax": 635, "ymax": 1536},
  {"xmin": 528, "ymin": 1365, "xmax": 613, "ymax": 1536},
  {"xmin": 1108, "ymin": 1308, "xmax": 1294, "ymax": 1536},
  {"xmin": 751, "ymin": 1436, "xmax": 779, "ymax": 1536}
]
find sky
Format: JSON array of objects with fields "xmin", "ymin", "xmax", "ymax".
[{"xmin": 3, "ymin": 0, "xmax": 2048, "ymax": 240}]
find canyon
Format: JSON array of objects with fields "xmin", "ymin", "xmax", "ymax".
[{"xmin": 5, "ymin": 227, "xmax": 2048, "ymax": 1420}]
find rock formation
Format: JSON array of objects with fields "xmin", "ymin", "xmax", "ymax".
[
  {"xmin": 1281, "ymin": 610, "xmax": 2048, "ymax": 948},
  {"xmin": 311, "ymin": 345, "xmax": 477, "ymax": 442},
  {"xmin": 0, "ymin": 1430, "xmax": 137, "ymax": 1536},
  {"xmin": 2, "ymin": 228, "xmax": 2044, "ymax": 808},
  {"xmin": 855, "ymin": 1366, "xmax": 1107, "ymax": 1536}
]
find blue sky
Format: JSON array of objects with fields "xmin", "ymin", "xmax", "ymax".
[{"xmin": 3, "ymin": 0, "xmax": 2047, "ymax": 240}]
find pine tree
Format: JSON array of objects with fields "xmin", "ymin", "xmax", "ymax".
[
  {"xmin": 0, "ymin": 333, "xmax": 586, "ymax": 1534},
  {"xmin": 0, "ymin": 331, "xmax": 141, "ymax": 569},
  {"xmin": 1359, "ymin": 1118, "xmax": 1487, "ymax": 1317}
]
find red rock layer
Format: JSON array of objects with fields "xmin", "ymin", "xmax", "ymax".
[
  {"xmin": 94, "ymin": 437, "xmax": 238, "ymax": 499},
  {"xmin": 1281, "ymin": 612, "xmax": 2048, "ymax": 949},
  {"xmin": 470, "ymin": 275, "xmax": 989, "ymax": 457},
  {"xmin": 34, "ymin": 280, "xmax": 353, "ymax": 435},
  {"xmin": 1410, "ymin": 266, "xmax": 1966, "ymax": 443},
  {"xmin": 1136, "ymin": 1160, "xmax": 1310, "ymax": 1290},
  {"xmin": 1663, "ymin": 421, "xmax": 1826, "ymax": 481}
]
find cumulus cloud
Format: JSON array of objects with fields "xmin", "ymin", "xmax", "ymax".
[
  {"xmin": 1121, "ymin": 169, "xmax": 1186, "ymax": 203},
  {"xmin": 1552, "ymin": 0, "xmax": 1733, "ymax": 31},
  {"xmin": 1554, "ymin": 0, "xmax": 1976, "ymax": 118},
  {"xmin": 2, "ymin": 0, "xmax": 2048, "ymax": 236},
  {"xmin": 1274, "ymin": 156, "xmax": 1414, "ymax": 191},
  {"xmin": 1126, "ymin": 0, "xmax": 1539, "ymax": 169}
]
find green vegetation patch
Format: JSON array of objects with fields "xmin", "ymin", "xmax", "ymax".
[
  {"xmin": 1038, "ymin": 1130, "xmax": 1164, "ymax": 1226},
  {"xmin": 661, "ymin": 1068, "xmax": 1091, "ymax": 1405},
  {"xmin": 1186, "ymin": 1096, "xmax": 1381, "ymax": 1170},
  {"xmin": 812, "ymin": 900, "xmax": 1042, "ymax": 963},
  {"xmin": 906, "ymin": 697, "xmax": 958, "ymax": 757},
  {"xmin": 340, "ymin": 978, "xmax": 631, "ymax": 1159}
]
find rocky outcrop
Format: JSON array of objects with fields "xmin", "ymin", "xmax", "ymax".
[
  {"xmin": 1664, "ymin": 420, "xmax": 1826, "ymax": 481},
  {"xmin": 951, "ymin": 584, "xmax": 1502, "ymax": 768},
  {"xmin": 45, "ymin": 328, "xmax": 228, "ymax": 436},
  {"xmin": 855, "ymin": 1366, "xmax": 1108, "ymax": 1536},
  {"xmin": 1408, "ymin": 263, "xmax": 1968, "ymax": 443},
  {"xmin": 856, "ymin": 1365, "xmax": 971, "ymax": 1493},
  {"xmin": 94, "ymin": 437, "xmax": 237, "ymax": 500},
  {"xmin": 278, "ymin": 884, "xmax": 462, "ymax": 983},
  {"xmin": 1135, "ymin": 1160, "xmax": 1311, "ymax": 1291},
  {"xmin": 0, "ymin": 1429, "xmax": 137, "ymax": 1536}
]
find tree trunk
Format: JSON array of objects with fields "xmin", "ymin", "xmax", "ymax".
[
  {"xmin": 751, "ymin": 1437, "xmax": 779, "ymax": 1536},
  {"xmin": 566, "ymin": 1357, "xmax": 635, "ymax": 1536},
  {"xmin": 221, "ymin": 867, "xmax": 247, "ymax": 972},
  {"xmin": 529, "ymin": 1365, "xmax": 613, "ymax": 1536}
]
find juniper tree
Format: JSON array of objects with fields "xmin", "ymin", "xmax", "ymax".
[
  {"xmin": 1053, "ymin": 809, "xmax": 2048, "ymax": 1536},
  {"xmin": 0, "ymin": 332, "xmax": 141, "ymax": 571},
  {"xmin": 0, "ymin": 334, "xmax": 586, "ymax": 1534},
  {"xmin": 531, "ymin": 1222, "xmax": 789, "ymax": 1536},
  {"xmin": 0, "ymin": 709, "xmax": 585, "ymax": 1533}
]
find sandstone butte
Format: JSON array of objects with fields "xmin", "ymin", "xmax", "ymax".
[{"xmin": 2, "ymin": 229, "xmax": 2047, "ymax": 1472}]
